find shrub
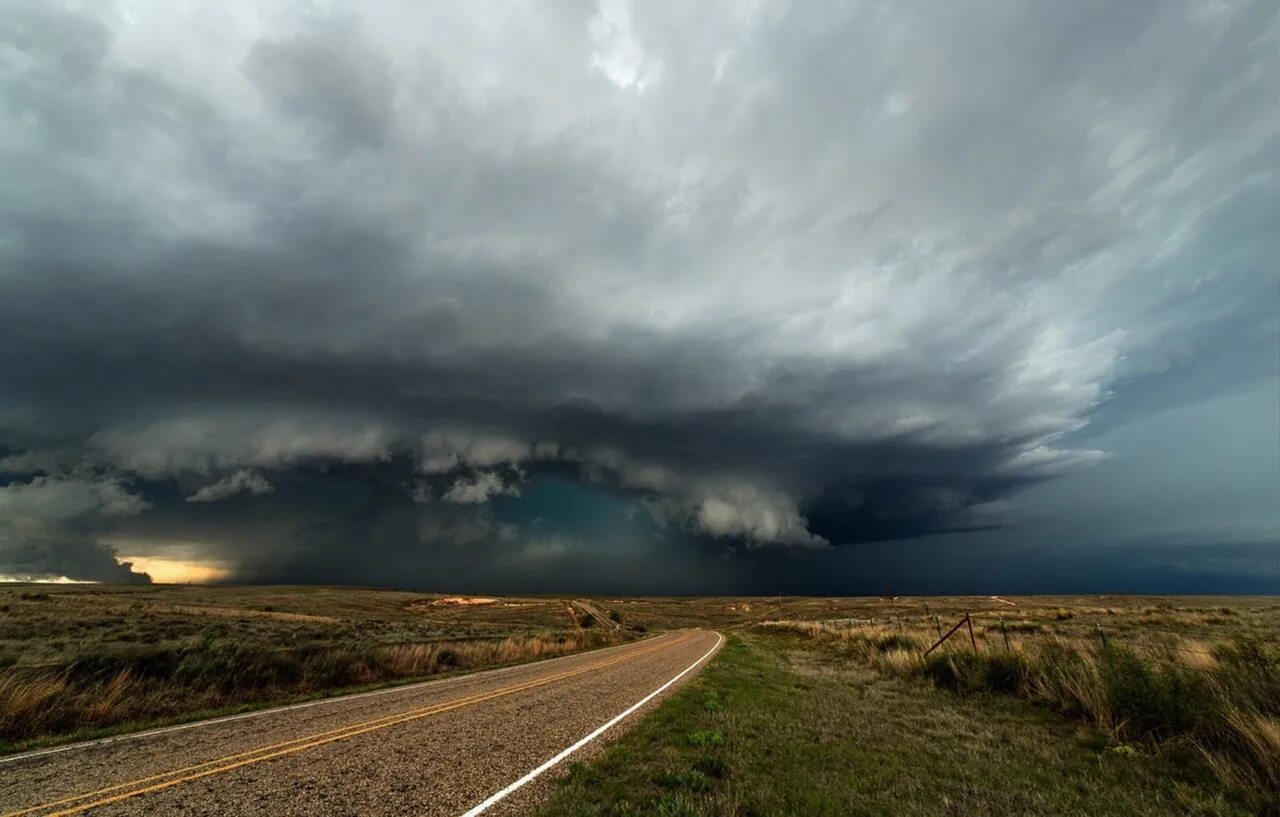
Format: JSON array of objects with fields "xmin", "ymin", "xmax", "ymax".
[
  {"xmin": 1097, "ymin": 647, "xmax": 1211, "ymax": 738},
  {"xmin": 435, "ymin": 647, "xmax": 459, "ymax": 668}
]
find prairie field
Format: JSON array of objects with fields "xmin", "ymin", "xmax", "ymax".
[{"xmin": 2, "ymin": 586, "xmax": 1276, "ymax": 813}]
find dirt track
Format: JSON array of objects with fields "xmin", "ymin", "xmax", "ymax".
[{"xmin": 0, "ymin": 630, "xmax": 721, "ymax": 816}]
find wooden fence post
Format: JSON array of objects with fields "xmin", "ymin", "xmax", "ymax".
[
  {"xmin": 924, "ymin": 615, "xmax": 970, "ymax": 657},
  {"xmin": 965, "ymin": 613, "xmax": 977, "ymax": 651}
]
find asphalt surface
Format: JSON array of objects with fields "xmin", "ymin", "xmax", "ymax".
[{"xmin": 1, "ymin": 630, "xmax": 721, "ymax": 817}]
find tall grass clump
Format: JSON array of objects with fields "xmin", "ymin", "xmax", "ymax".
[
  {"xmin": 0, "ymin": 672, "xmax": 68, "ymax": 737},
  {"xmin": 924, "ymin": 639, "xmax": 1278, "ymax": 812}
]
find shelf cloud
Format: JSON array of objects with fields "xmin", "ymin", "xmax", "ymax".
[{"xmin": 2, "ymin": 1, "xmax": 1276, "ymax": 587}]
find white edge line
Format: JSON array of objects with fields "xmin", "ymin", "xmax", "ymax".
[
  {"xmin": 459, "ymin": 630, "xmax": 725, "ymax": 817},
  {"xmin": 0, "ymin": 633, "xmax": 666, "ymax": 766}
]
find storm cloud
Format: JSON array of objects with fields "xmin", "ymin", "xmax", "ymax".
[{"xmin": 1, "ymin": 1, "xmax": 1277, "ymax": 587}]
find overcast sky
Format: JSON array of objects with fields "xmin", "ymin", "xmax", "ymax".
[{"xmin": 2, "ymin": 1, "xmax": 1277, "ymax": 592}]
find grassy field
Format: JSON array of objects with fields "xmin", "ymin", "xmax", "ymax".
[
  {"xmin": 0, "ymin": 584, "xmax": 636, "ymax": 752},
  {"xmin": 2, "ymin": 587, "xmax": 1275, "ymax": 812},
  {"xmin": 537, "ymin": 633, "xmax": 1261, "ymax": 816},
  {"xmin": 541, "ymin": 595, "xmax": 1279, "ymax": 816}
]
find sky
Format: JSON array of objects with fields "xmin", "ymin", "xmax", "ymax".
[{"xmin": 1, "ymin": 0, "xmax": 1277, "ymax": 593}]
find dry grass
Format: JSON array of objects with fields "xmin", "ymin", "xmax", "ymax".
[
  {"xmin": 755, "ymin": 616, "xmax": 1280, "ymax": 814},
  {"xmin": 0, "ymin": 672, "xmax": 68, "ymax": 737},
  {"xmin": 0, "ymin": 630, "xmax": 623, "ymax": 747},
  {"xmin": 1202, "ymin": 709, "xmax": 1280, "ymax": 800},
  {"xmin": 151, "ymin": 604, "xmax": 340, "ymax": 623},
  {"xmin": 0, "ymin": 583, "xmax": 642, "ymax": 750}
]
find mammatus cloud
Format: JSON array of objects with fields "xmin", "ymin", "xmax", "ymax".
[
  {"xmin": 187, "ymin": 470, "xmax": 275, "ymax": 503},
  {"xmin": 0, "ymin": 1, "xmax": 1276, "ymax": 583}
]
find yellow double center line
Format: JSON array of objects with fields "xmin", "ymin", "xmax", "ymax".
[{"xmin": 7, "ymin": 632, "xmax": 691, "ymax": 817}]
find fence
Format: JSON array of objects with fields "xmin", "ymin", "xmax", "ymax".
[{"xmin": 755, "ymin": 605, "xmax": 1251, "ymax": 676}]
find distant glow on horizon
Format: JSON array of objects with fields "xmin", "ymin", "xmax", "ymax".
[{"xmin": 122, "ymin": 556, "xmax": 232, "ymax": 584}]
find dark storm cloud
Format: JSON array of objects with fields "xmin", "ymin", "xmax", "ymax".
[
  {"xmin": 0, "ymin": 474, "xmax": 152, "ymax": 582},
  {"xmin": 1, "ymin": 1, "xmax": 1277, "ymax": 583}
]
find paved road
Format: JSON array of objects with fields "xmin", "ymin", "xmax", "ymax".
[{"xmin": 1, "ymin": 630, "xmax": 721, "ymax": 817}]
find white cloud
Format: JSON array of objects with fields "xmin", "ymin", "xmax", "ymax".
[
  {"xmin": 187, "ymin": 469, "xmax": 275, "ymax": 503},
  {"xmin": 441, "ymin": 471, "xmax": 520, "ymax": 504},
  {"xmin": 575, "ymin": 448, "xmax": 824, "ymax": 547},
  {"xmin": 418, "ymin": 431, "xmax": 539, "ymax": 474},
  {"xmin": 590, "ymin": 0, "xmax": 654, "ymax": 90},
  {"xmin": 0, "ymin": 574, "xmax": 95, "ymax": 584},
  {"xmin": 579, "ymin": 448, "xmax": 681, "ymax": 493},
  {"xmin": 689, "ymin": 484, "xmax": 826, "ymax": 548}
]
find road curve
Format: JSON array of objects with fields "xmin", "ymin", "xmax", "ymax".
[{"xmin": 1, "ymin": 630, "xmax": 722, "ymax": 817}]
